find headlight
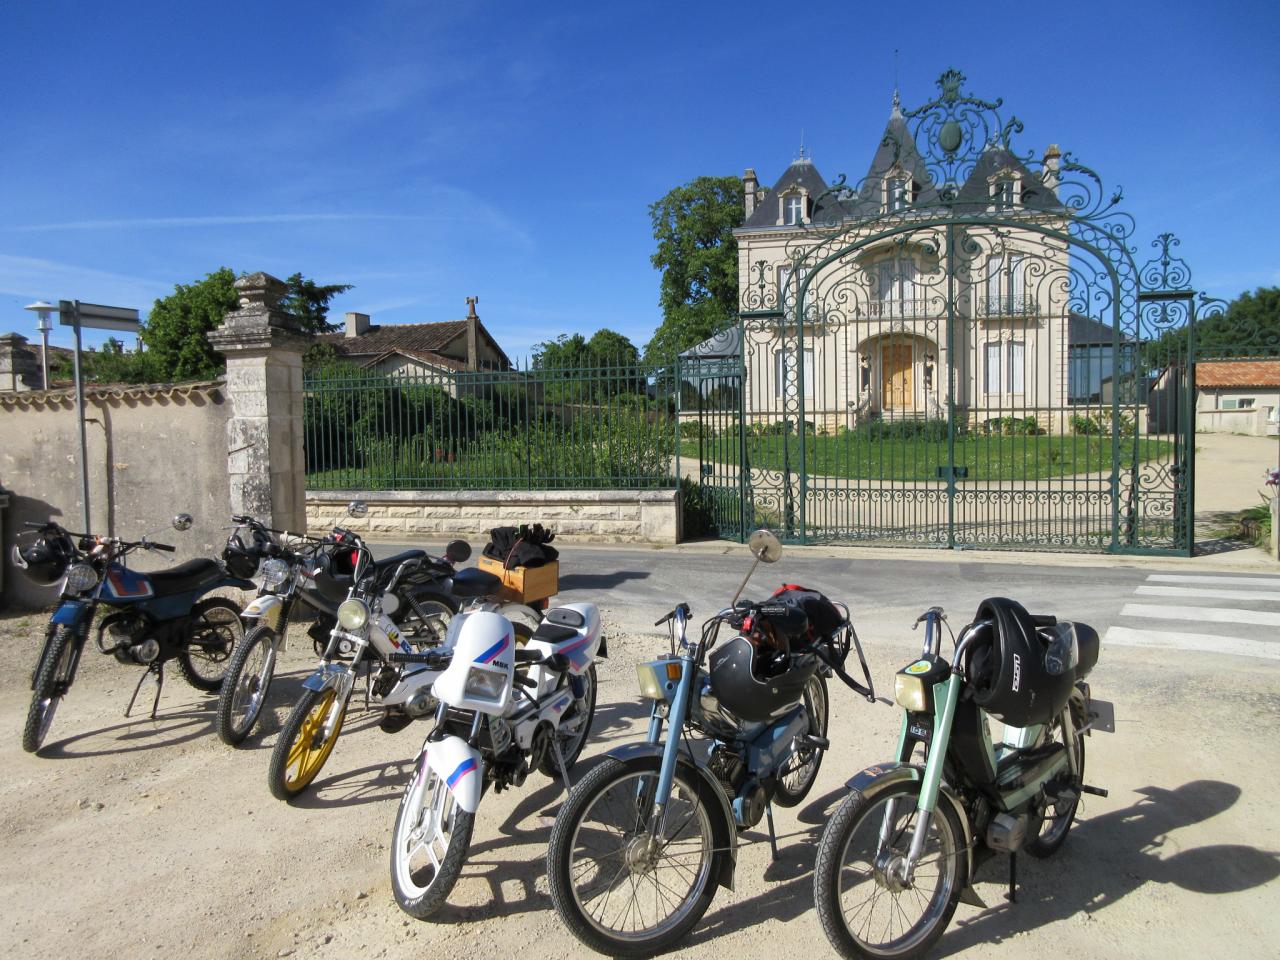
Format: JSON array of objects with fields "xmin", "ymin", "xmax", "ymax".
[
  {"xmin": 64, "ymin": 563, "xmax": 98, "ymax": 593},
  {"xmin": 894, "ymin": 660, "xmax": 935, "ymax": 713},
  {"xmin": 636, "ymin": 659, "xmax": 681, "ymax": 700},
  {"xmin": 259, "ymin": 558, "xmax": 290, "ymax": 587},
  {"xmin": 463, "ymin": 667, "xmax": 506, "ymax": 701},
  {"xmin": 337, "ymin": 598, "xmax": 369, "ymax": 631}
]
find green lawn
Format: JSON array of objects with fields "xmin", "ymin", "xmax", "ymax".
[{"xmin": 681, "ymin": 433, "xmax": 1173, "ymax": 482}]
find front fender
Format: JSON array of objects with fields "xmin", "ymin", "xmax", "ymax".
[
  {"xmin": 242, "ymin": 594, "xmax": 286, "ymax": 630},
  {"xmin": 845, "ymin": 761, "xmax": 975, "ymax": 887},
  {"xmin": 423, "ymin": 736, "xmax": 484, "ymax": 814},
  {"xmin": 301, "ymin": 663, "xmax": 353, "ymax": 697},
  {"xmin": 607, "ymin": 741, "xmax": 738, "ymax": 891}
]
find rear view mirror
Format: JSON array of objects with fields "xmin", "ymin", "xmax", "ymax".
[
  {"xmin": 172, "ymin": 513, "xmax": 194, "ymax": 532},
  {"xmin": 444, "ymin": 539, "xmax": 472, "ymax": 563},
  {"xmin": 747, "ymin": 529, "xmax": 782, "ymax": 563},
  {"xmin": 347, "ymin": 500, "xmax": 369, "ymax": 519}
]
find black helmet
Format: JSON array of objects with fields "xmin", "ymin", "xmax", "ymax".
[
  {"xmin": 964, "ymin": 597, "xmax": 1074, "ymax": 728},
  {"xmin": 309, "ymin": 543, "xmax": 360, "ymax": 602},
  {"xmin": 11, "ymin": 529, "xmax": 76, "ymax": 586},
  {"xmin": 222, "ymin": 525, "xmax": 271, "ymax": 580},
  {"xmin": 707, "ymin": 635, "xmax": 817, "ymax": 723}
]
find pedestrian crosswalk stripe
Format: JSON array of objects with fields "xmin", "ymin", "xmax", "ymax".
[
  {"xmin": 1120, "ymin": 603, "xmax": 1280, "ymax": 627},
  {"xmin": 1146, "ymin": 574, "xmax": 1280, "ymax": 588},
  {"xmin": 1106, "ymin": 626, "xmax": 1279, "ymax": 661},
  {"xmin": 1135, "ymin": 585, "xmax": 1280, "ymax": 602}
]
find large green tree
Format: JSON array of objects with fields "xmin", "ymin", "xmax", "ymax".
[
  {"xmin": 282, "ymin": 273, "xmax": 354, "ymax": 334},
  {"xmin": 645, "ymin": 175, "xmax": 744, "ymax": 362},
  {"xmin": 1142, "ymin": 285, "xmax": 1280, "ymax": 367}
]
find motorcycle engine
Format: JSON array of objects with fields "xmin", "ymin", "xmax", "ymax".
[
  {"xmin": 986, "ymin": 812, "xmax": 1029, "ymax": 852},
  {"xmin": 106, "ymin": 614, "xmax": 159, "ymax": 665}
]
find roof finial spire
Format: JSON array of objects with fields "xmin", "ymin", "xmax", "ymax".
[
  {"xmin": 891, "ymin": 49, "xmax": 902, "ymax": 116},
  {"xmin": 796, "ymin": 129, "xmax": 809, "ymax": 163}
]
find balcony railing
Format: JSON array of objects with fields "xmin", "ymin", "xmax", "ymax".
[
  {"xmin": 977, "ymin": 294, "xmax": 1038, "ymax": 318},
  {"xmin": 865, "ymin": 298, "xmax": 943, "ymax": 319}
]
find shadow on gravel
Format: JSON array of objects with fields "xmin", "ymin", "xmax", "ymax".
[
  {"xmin": 38, "ymin": 703, "xmax": 218, "ymax": 759},
  {"xmin": 558, "ymin": 570, "xmax": 650, "ymax": 591},
  {"xmin": 295, "ymin": 754, "xmax": 417, "ymax": 810},
  {"xmin": 936, "ymin": 779, "xmax": 1280, "ymax": 957}
]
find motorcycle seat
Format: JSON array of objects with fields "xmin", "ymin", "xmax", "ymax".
[
  {"xmin": 147, "ymin": 558, "xmax": 224, "ymax": 596},
  {"xmin": 452, "ymin": 566, "xmax": 501, "ymax": 598}
]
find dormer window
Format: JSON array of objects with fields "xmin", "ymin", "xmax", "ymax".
[
  {"xmin": 887, "ymin": 176, "xmax": 911, "ymax": 213},
  {"xmin": 785, "ymin": 194, "xmax": 804, "ymax": 225},
  {"xmin": 991, "ymin": 177, "xmax": 1019, "ymax": 210}
]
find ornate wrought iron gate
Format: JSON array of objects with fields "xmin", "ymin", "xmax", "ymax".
[{"xmin": 698, "ymin": 70, "xmax": 1204, "ymax": 554}]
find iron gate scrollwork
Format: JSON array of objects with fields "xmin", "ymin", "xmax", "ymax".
[{"xmin": 708, "ymin": 69, "xmax": 1200, "ymax": 554}]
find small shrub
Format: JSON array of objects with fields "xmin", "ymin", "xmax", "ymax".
[
  {"xmin": 984, "ymin": 415, "xmax": 1044, "ymax": 436},
  {"xmin": 860, "ymin": 418, "xmax": 950, "ymax": 441}
]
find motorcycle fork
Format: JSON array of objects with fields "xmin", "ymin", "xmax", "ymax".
[
  {"xmin": 895, "ymin": 674, "xmax": 962, "ymax": 882},
  {"xmin": 647, "ymin": 654, "xmax": 696, "ymax": 841}
]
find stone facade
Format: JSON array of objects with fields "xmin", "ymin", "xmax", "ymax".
[{"xmin": 306, "ymin": 489, "xmax": 680, "ymax": 545}]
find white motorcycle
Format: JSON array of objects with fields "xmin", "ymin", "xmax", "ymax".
[{"xmin": 388, "ymin": 603, "xmax": 606, "ymax": 918}]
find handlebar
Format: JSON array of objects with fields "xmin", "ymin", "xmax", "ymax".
[
  {"xmin": 388, "ymin": 650, "xmax": 452, "ymax": 668},
  {"xmin": 149, "ymin": 542, "xmax": 176, "ymax": 553}
]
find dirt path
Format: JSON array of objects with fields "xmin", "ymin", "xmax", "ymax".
[{"xmin": 2, "ymin": 607, "xmax": 1278, "ymax": 960}]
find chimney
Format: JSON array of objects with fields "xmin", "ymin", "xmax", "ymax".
[
  {"xmin": 344, "ymin": 311, "xmax": 370, "ymax": 338},
  {"xmin": 1042, "ymin": 144, "xmax": 1062, "ymax": 196},
  {"xmin": 464, "ymin": 297, "xmax": 480, "ymax": 371},
  {"xmin": 743, "ymin": 168, "xmax": 759, "ymax": 218}
]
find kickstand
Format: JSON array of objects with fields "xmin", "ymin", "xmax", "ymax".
[
  {"xmin": 551, "ymin": 737, "xmax": 573, "ymax": 793},
  {"xmin": 364, "ymin": 669, "xmax": 371, "ymax": 711},
  {"xmin": 764, "ymin": 803, "xmax": 780, "ymax": 862},
  {"xmin": 125, "ymin": 663, "xmax": 164, "ymax": 719},
  {"xmin": 1006, "ymin": 852, "xmax": 1017, "ymax": 903}
]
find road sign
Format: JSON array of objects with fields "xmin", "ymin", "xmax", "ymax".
[{"xmin": 59, "ymin": 300, "xmax": 141, "ymax": 333}]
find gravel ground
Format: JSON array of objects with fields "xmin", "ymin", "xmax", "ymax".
[{"xmin": 2, "ymin": 601, "xmax": 1279, "ymax": 960}]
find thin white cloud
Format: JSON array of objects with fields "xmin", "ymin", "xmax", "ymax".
[
  {"xmin": 0, "ymin": 254, "xmax": 169, "ymax": 308},
  {"xmin": 3, "ymin": 213, "xmax": 425, "ymax": 232}
]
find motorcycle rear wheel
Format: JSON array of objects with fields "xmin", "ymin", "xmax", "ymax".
[
  {"xmin": 23, "ymin": 625, "xmax": 76, "ymax": 754},
  {"xmin": 268, "ymin": 685, "xmax": 349, "ymax": 800},
  {"xmin": 773, "ymin": 671, "xmax": 830, "ymax": 807},
  {"xmin": 547, "ymin": 756, "xmax": 724, "ymax": 957},
  {"xmin": 814, "ymin": 779, "xmax": 964, "ymax": 960},
  {"xmin": 178, "ymin": 597, "xmax": 243, "ymax": 692},
  {"xmin": 537, "ymin": 664, "xmax": 597, "ymax": 778},
  {"xmin": 214, "ymin": 623, "xmax": 278, "ymax": 745},
  {"xmin": 390, "ymin": 754, "xmax": 476, "ymax": 919},
  {"xmin": 1025, "ymin": 702, "xmax": 1087, "ymax": 858}
]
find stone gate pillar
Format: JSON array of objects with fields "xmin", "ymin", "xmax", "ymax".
[
  {"xmin": 0, "ymin": 334, "xmax": 40, "ymax": 392},
  {"xmin": 208, "ymin": 273, "xmax": 310, "ymax": 532}
]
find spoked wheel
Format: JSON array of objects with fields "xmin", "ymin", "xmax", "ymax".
[
  {"xmin": 22, "ymin": 626, "xmax": 77, "ymax": 754},
  {"xmin": 537, "ymin": 664, "xmax": 598, "ymax": 778},
  {"xmin": 396, "ymin": 589, "xmax": 457, "ymax": 650},
  {"xmin": 814, "ymin": 780, "xmax": 965, "ymax": 960},
  {"xmin": 390, "ymin": 755, "xmax": 475, "ymax": 919},
  {"xmin": 547, "ymin": 756, "xmax": 726, "ymax": 957},
  {"xmin": 178, "ymin": 597, "xmax": 243, "ymax": 692},
  {"xmin": 774, "ymin": 671, "xmax": 829, "ymax": 807},
  {"xmin": 215, "ymin": 624, "xmax": 279, "ymax": 745},
  {"xmin": 267, "ymin": 685, "xmax": 349, "ymax": 800},
  {"xmin": 1025, "ymin": 702, "xmax": 1087, "ymax": 858}
]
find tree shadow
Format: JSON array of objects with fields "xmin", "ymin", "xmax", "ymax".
[{"xmin": 934, "ymin": 780, "xmax": 1280, "ymax": 956}]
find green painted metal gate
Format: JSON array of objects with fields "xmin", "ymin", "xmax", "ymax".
[{"xmin": 690, "ymin": 70, "xmax": 1207, "ymax": 555}]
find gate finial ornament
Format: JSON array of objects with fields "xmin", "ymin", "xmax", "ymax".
[{"xmin": 938, "ymin": 68, "xmax": 965, "ymax": 102}]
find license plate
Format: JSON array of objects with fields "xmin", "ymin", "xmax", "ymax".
[{"xmin": 1086, "ymin": 698, "xmax": 1115, "ymax": 734}]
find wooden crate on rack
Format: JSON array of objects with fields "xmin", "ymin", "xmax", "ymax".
[{"xmin": 477, "ymin": 556, "xmax": 559, "ymax": 603}]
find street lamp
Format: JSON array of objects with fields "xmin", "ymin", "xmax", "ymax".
[{"xmin": 24, "ymin": 300, "xmax": 55, "ymax": 390}]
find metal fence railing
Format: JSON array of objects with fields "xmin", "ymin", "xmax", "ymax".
[{"xmin": 303, "ymin": 359, "xmax": 680, "ymax": 491}]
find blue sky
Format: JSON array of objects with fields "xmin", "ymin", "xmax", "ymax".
[{"xmin": 2, "ymin": 0, "xmax": 1278, "ymax": 360}]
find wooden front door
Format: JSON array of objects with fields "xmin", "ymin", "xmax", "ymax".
[{"xmin": 882, "ymin": 343, "xmax": 914, "ymax": 410}]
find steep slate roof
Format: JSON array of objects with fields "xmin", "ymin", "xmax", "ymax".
[
  {"xmin": 738, "ymin": 101, "xmax": 1062, "ymax": 231},
  {"xmin": 1068, "ymin": 312, "xmax": 1128, "ymax": 347},
  {"xmin": 1195, "ymin": 360, "xmax": 1280, "ymax": 388}
]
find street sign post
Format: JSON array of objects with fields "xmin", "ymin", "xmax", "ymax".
[{"xmin": 56, "ymin": 300, "xmax": 141, "ymax": 533}]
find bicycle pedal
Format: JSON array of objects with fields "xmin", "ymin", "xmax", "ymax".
[
  {"xmin": 1081, "ymin": 783, "xmax": 1109, "ymax": 798},
  {"xmin": 803, "ymin": 734, "xmax": 831, "ymax": 750}
]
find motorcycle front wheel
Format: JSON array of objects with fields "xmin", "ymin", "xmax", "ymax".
[
  {"xmin": 547, "ymin": 756, "xmax": 725, "ymax": 957},
  {"xmin": 214, "ymin": 623, "xmax": 279, "ymax": 745},
  {"xmin": 267, "ymin": 685, "xmax": 349, "ymax": 800},
  {"xmin": 22, "ymin": 625, "xmax": 77, "ymax": 754},
  {"xmin": 814, "ymin": 780, "xmax": 964, "ymax": 960},
  {"xmin": 390, "ymin": 754, "xmax": 476, "ymax": 919},
  {"xmin": 773, "ymin": 671, "xmax": 829, "ymax": 807},
  {"xmin": 178, "ymin": 596, "xmax": 243, "ymax": 692}
]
